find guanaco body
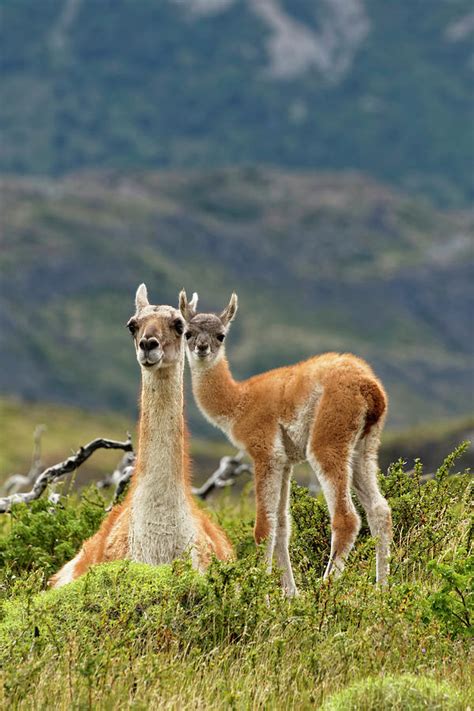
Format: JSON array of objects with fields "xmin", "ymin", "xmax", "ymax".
[
  {"xmin": 50, "ymin": 285, "xmax": 233, "ymax": 587},
  {"xmin": 180, "ymin": 291, "xmax": 391, "ymax": 596}
]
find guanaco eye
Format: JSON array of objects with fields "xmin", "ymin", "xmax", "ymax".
[
  {"xmin": 216, "ymin": 333, "xmax": 225, "ymax": 342},
  {"xmin": 185, "ymin": 331, "xmax": 192, "ymax": 340},
  {"xmin": 127, "ymin": 319, "xmax": 138, "ymax": 336},
  {"xmin": 173, "ymin": 318, "xmax": 184, "ymax": 335}
]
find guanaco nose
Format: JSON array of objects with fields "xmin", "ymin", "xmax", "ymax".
[
  {"xmin": 139, "ymin": 336, "xmax": 160, "ymax": 352},
  {"xmin": 197, "ymin": 343, "xmax": 209, "ymax": 353}
]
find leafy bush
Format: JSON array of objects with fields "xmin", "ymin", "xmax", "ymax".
[
  {"xmin": 0, "ymin": 486, "xmax": 106, "ymax": 605},
  {"xmin": 426, "ymin": 554, "xmax": 473, "ymax": 638},
  {"xmin": 1, "ymin": 561, "xmax": 205, "ymax": 667},
  {"xmin": 320, "ymin": 674, "xmax": 465, "ymax": 711},
  {"xmin": 289, "ymin": 480, "xmax": 331, "ymax": 582}
]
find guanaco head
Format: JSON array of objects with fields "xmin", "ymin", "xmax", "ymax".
[
  {"xmin": 127, "ymin": 284, "xmax": 185, "ymax": 371},
  {"xmin": 179, "ymin": 290, "xmax": 238, "ymax": 366}
]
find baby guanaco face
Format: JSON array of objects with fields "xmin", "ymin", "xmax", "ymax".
[
  {"xmin": 184, "ymin": 314, "xmax": 227, "ymax": 363},
  {"xmin": 179, "ymin": 290, "xmax": 238, "ymax": 366},
  {"xmin": 127, "ymin": 284, "xmax": 185, "ymax": 370}
]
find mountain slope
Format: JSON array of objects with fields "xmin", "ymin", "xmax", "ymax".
[
  {"xmin": 0, "ymin": 0, "xmax": 473, "ymax": 204},
  {"xmin": 1, "ymin": 168, "xmax": 472, "ymax": 435}
]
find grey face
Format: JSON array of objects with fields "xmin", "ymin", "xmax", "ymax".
[{"xmin": 184, "ymin": 313, "xmax": 227, "ymax": 364}]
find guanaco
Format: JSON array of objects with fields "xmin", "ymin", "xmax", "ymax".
[
  {"xmin": 179, "ymin": 290, "xmax": 391, "ymax": 596},
  {"xmin": 50, "ymin": 285, "xmax": 233, "ymax": 587}
]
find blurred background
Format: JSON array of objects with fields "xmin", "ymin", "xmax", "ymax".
[{"xmin": 0, "ymin": 0, "xmax": 473, "ymax": 483}]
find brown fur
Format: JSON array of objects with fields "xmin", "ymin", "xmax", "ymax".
[
  {"xmin": 181, "ymin": 292, "xmax": 392, "ymax": 592},
  {"xmin": 49, "ymin": 287, "xmax": 233, "ymax": 588}
]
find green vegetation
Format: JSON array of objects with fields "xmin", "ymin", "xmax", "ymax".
[
  {"xmin": 0, "ymin": 1, "xmax": 472, "ymax": 206},
  {"xmin": 320, "ymin": 674, "xmax": 466, "ymax": 711},
  {"xmin": 0, "ymin": 445, "xmax": 471, "ymax": 708},
  {"xmin": 0, "ymin": 487, "xmax": 106, "ymax": 588}
]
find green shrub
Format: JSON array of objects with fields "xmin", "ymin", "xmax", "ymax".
[
  {"xmin": 426, "ymin": 553, "xmax": 473, "ymax": 638},
  {"xmin": 320, "ymin": 674, "xmax": 465, "ymax": 710},
  {"xmin": 1, "ymin": 561, "xmax": 205, "ymax": 666},
  {"xmin": 0, "ymin": 486, "xmax": 106, "ymax": 605},
  {"xmin": 290, "ymin": 480, "xmax": 331, "ymax": 583},
  {"xmin": 382, "ymin": 445, "xmax": 471, "ymax": 583}
]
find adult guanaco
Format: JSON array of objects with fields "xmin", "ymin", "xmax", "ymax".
[{"xmin": 50, "ymin": 285, "xmax": 233, "ymax": 587}]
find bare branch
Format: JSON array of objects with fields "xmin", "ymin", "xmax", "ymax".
[
  {"xmin": 104, "ymin": 456, "xmax": 136, "ymax": 511},
  {"xmin": 97, "ymin": 451, "xmax": 136, "ymax": 490},
  {"xmin": 192, "ymin": 451, "xmax": 252, "ymax": 499},
  {"xmin": 106, "ymin": 450, "xmax": 252, "ymax": 508},
  {"xmin": 2, "ymin": 424, "xmax": 47, "ymax": 495},
  {"xmin": 0, "ymin": 436, "xmax": 133, "ymax": 513},
  {"xmin": 0, "ymin": 424, "xmax": 251, "ymax": 514}
]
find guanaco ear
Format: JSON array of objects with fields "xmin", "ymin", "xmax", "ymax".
[
  {"xmin": 220, "ymin": 293, "xmax": 238, "ymax": 326},
  {"xmin": 189, "ymin": 292, "xmax": 199, "ymax": 312},
  {"xmin": 135, "ymin": 283, "xmax": 150, "ymax": 311},
  {"xmin": 179, "ymin": 289, "xmax": 198, "ymax": 321}
]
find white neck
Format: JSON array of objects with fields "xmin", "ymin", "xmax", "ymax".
[
  {"xmin": 129, "ymin": 359, "xmax": 198, "ymax": 566},
  {"xmin": 137, "ymin": 365, "xmax": 185, "ymax": 481}
]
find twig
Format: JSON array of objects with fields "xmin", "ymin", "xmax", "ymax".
[
  {"xmin": 2, "ymin": 424, "xmax": 47, "ymax": 495},
  {"xmin": 192, "ymin": 451, "xmax": 252, "ymax": 499},
  {"xmin": 97, "ymin": 451, "xmax": 136, "ymax": 490},
  {"xmin": 0, "ymin": 436, "xmax": 133, "ymax": 513},
  {"xmin": 104, "ymin": 456, "xmax": 136, "ymax": 511},
  {"xmin": 1, "ymin": 426, "xmax": 251, "ymax": 513}
]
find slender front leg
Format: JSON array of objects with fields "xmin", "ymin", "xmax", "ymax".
[
  {"xmin": 274, "ymin": 463, "xmax": 298, "ymax": 597},
  {"xmin": 253, "ymin": 459, "xmax": 284, "ymax": 575}
]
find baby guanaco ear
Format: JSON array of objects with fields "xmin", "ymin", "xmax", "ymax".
[
  {"xmin": 179, "ymin": 289, "xmax": 199, "ymax": 321},
  {"xmin": 135, "ymin": 283, "xmax": 150, "ymax": 311},
  {"xmin": 189, "ymin": 292, "xmax": 199, "ymax": 312},
  {"xmin": 220, "ymin": 292, "xmax": 238, "ymax": 326}
]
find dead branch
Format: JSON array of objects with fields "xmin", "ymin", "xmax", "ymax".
[
  {"xmin": 192, "ymin": 451, "xmax": 252, "ymax": 499},
  {"xmin": 102, "ymin": 452, "xmax": 136, "ymax": 511},
  {"xmin": 2, "ymin": 424, "xmax": 47, "ymax": 495},
  {"xmin": 97, "ymin": 451, "xmax": 136, "ymax": 490},
  {"xmin": 1, "ymin": 428, "xmax": 252, "ymax": 513},
  {"xmin": 0, "ymin": 435, "xmax": 133, "ymax": 513}
]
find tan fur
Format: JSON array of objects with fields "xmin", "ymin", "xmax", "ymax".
[
  {"xmin": 49, "ymin": 287, "xmax": 233, "ymax": 588},
  {"xmin": 180, "ymin": 292, "xmax": 392, "ymax": 594}
]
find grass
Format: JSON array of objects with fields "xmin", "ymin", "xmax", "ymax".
[{"xmin": 0, "ymin": 444, "xmax": 472, "ymax": 709}]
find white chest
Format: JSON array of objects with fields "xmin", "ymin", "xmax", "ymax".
[{"xmin": 129, "ymin": 475, "xmax": 198, "ymax": 566}]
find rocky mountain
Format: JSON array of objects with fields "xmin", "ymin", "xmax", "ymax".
[
  {"xmin": 0, "ymin": 0, "xmax": 473, "ymax": 205},
  {"xmin": 1, "ymin": 168, "xmax": 472, "ymax": 436}
]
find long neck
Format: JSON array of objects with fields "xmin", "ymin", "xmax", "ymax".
[
  {"xmin": 129, "ymin": 358, "xmax": 200, "ymax": 565},
  {"xmin": 134, "ymin": 364, "xmax": 187, "ymax": 490},
  {"xmin": 191, "ymin": 351, "xmax": 242, "ymax": 423}
]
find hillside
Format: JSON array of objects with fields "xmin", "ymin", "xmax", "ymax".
[
  {"xmin": 0, "ymin": 0, "xmax": 473, "ymax": 205},
  {"xmin": 1, "ymin": 168, "xmax": 473, "ymax": 435}
]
